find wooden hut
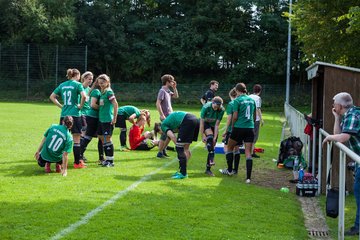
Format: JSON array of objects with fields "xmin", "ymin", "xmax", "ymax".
[{"xmin": 306, "ymin": 61, "xmax": 360, "ymax": 193}]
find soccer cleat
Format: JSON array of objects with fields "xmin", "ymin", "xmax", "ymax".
[
  {"xmin": 246, "ymin": 179, "xmax": 251, "ymax": 184},
  {"xmin": 120, "ymin": 145, "xmax": 130, "ymax": 152},
  {"xmin": 79, "ymin": 160, "xmax": 87, "ymax": 166},
  {"xmin": 345, "ymin": 227, "xmax": 359, "ymax": 236},
  {"xmin": 102, "ymin": 161, "xmax": 115, "ymax": 167},
  {"xmin": 172, "ymin": 171, "xmax": 180, "ymax": 177},
  {"xmin": 45, "ymin": 162, "xmax": 51, "ymax": 173},
  {"xmin": 157, "ymin": 152, "xmax": 166, "ymax": 159},
  {"xmin": 205, "ymin": 170, "xmax": 215, "ymax": 177},
  {"xmin": 55, "ymin": 163, "xmax": 62, "ymax": 173},
  {"xmin": 251, "ymin": 153, "xmax": 260, "ymax": 158},
  {"xmin": 171, "ymin": 173, "xmax": 188, "ymax": 179},
  {"xmin": 74, "ymin": 162, "xmax": 87, "ymax": 169},
  {"xmin": 162, "ymin": 150, "xmax": 170, "ymax": 158},
  {"xmin": 219, "ymin": 169, "xmax": 232, "ymax": 176}
]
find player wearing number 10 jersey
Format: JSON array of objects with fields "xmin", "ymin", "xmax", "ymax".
[
  {"xmin": 50, "ymin": 69, "xmax": 86, "ymax": 169},
  {"xmin": 35, "ymin": 116, "xmax": 74, "ymax": 176},
  {"xmin": 227, "ymin": 83, "xmax": 256, "ymax": 183}
]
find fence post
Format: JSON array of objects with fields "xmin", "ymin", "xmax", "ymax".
[
  {"xmin": 26, "ymin": 44, "xmax": 30, "ymax": 99},
  {"xmin": 312, "ymin": 126, "xmax": 316, "ymax": 176},
  {"xmin": 85, "ymin": 45, "xmax": 88, "ymax": 72},
  {"xmin": 0, "ymin": 43, "xmax": 1, "ymax": 75},
  {"xmin": 338, "ymin": 150, "xmax": 346, "ymax": 240},
  {"xmin": 55, "ymin": 45, "xmax": 58, "ymax": 87},
  {"xmin": 317, "ymin": 131, "xmax": 322, "ymax": 195}
]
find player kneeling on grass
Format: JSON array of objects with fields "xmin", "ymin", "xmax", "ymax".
[
  {"xmin": 129, "ymin": 112, "xmax": 158, "ymax": 150},
  {"xmin": 34, "ymin": 116, "xmax": 73, "ymax": 176},
  {"xmin": 160, "ymin": 111, "xmax": 199, "ymax": 179}
]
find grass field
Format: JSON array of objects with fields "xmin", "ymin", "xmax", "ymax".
[{"xmin": 0, "ymin": 102, "xmax": 310, "ymax": 240}]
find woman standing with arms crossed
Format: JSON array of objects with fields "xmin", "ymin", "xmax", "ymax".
[
  {"xmin": 35, "ymin": 116, "xmax": 73, "ymax": 176},
  {"xmin": 49, "ymin": 69, "xmax": 86, "ymax": 169},
  {"xmin": 97, "ymin": 74, "xmax": 118, "ymax": 167}
]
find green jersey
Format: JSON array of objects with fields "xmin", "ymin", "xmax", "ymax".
[
  {"xmin": 53, "ymin": 80, "xmax": 85, "ymax": 117},
  {"xmin": 226, "ymin": 100, "xmax": 234, "ymax": 132},
  {"xmin": 161, "ymin": 111, "xmax": 187, "ymax": 133},
  {"xmin": 200, "ymin": 102, "xmax": 225, "ymax": 127},
  {"xmin": 233, "ymin": 95, "xmax": 256, "ymax": 128},
  {"xmin": 40, "ymin": 124, "xmax": 73, "ymax": 163},
  {"xmin": 99, "ymin": 89, "xmax": 116, "ymax": 123},
  {"xmin": 86, "ymin": 89, "xmax": 101, "ymax": 118},
  {"xmin": 80, "ymin": 86, "xmax": 91, "ymax": 116},
  {"xmin": 118, "ymin": 106, "xmax": 141, "ymax": 119}
]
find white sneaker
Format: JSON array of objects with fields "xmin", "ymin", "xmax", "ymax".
[
  {"xmin": 245, "ymin": 179, "xmax": 251, "ymax": 184},
  {"xmin": 219, "ymin": 169, "xmax": 232, "ymax": 176}
]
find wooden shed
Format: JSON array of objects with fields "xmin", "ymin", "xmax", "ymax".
[{"xmin": 306, "ymin": 61, "xmax": 360, "ymax": 193}]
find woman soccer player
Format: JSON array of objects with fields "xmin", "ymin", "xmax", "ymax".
[
  {"xmin": 49, "ymin": 69, "xmax": 86, "ymax": 169},
  {"xmin": 80, "ymin": 78, "xmax": 105, "ymax": 164},
  {"xmin": 115, "ymin": 105, "xmax": 150, "ymax": 151},
  {"xmin": 79, "ymin": 71, "xmax": 94, "ymax": 137},
  {"xmin": 97, "ymin": 74, "xmax": 118, "ymax": 167},
  {"xmin": 129, "ymin": 112, "xmax": 158, "ymax": 150},
  {"xmin": 199, "ymin": 96, "xmax": 225, "ymax": 176},
  {"xmin": 34, "ymin": 116, "xmax": 74, "ymax": 176}
]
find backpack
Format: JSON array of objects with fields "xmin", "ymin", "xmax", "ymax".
[{"xmin": 278, "ymin": 136, "xmax": 303, "ymax": 165}]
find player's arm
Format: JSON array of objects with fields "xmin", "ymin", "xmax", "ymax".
[
  {"xmin": 90, "ymin": 97, "xmax": 99, "ymax": 109},
  {"xmin": 232, "ymin": 111, "xmax": 238, "ymax": 131},
  {"xmin": 156, "ymin": 99, "xmax": 165, "ymax": 121},
  {"xmin": 34, "ymin": 137, "xmax": 46, "ymax": 160},
  {"xmin": 171, "ymin": 81, "xmax": 179, "ymax": 99},
  {"xmin": 111, "ymin": 98, "xmax": 118, "ymax": 125},
  {"xmin": 223, "ymin": 113, "xmax": 232, "ymax": 138},
  {"xmin": 49, "ymin": 93, "xmax": 62, "ymax": 109},
  {"xmin": 78, "ymin": 91, "xmax": 86, "ymax": 110},
  {"xmin": 61, "ymin": 152, "xmax": 68, "ymax": 177},
  {"xmin": 199, "ymin": 118, "xmax": 205, "ymax": 142},
  {"xmin": 166, "ymin": 130, "xmax": 177, "ymax": 144},
  {"xmin": 128, "ymin": 113, "xmax": 137, "ymax": 124}
]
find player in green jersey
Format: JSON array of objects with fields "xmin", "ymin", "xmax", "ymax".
[
  {"xmin": 79, "ymin": 78, "xmax": 105, "ymax": 164},
  {"xmin": 49, "ymin": 68, "xmax": 87, "ymax": 169},
  {"xmin": 35, "ymin": 116, "xmax": 73, "ymax": 176},
  {"xmin": 80, "ymin": 71, "xmax": 94, "ymax": 136},
  {"xmin": 226, "ymin": 83, "xmax": 256, "ymax": 183},
  {"xmin": 219, "ymin": 88, "xmax": 241, "ymax": 175},
  {"xmin": 115, "ymin": 105, "xmax": 151, "ymax": 151},
  {"xmin": 199, "ymin": 96, "xmax": 225, "ymax": 176},
  {"xmin": 160, "ymin": 111, "xmax": 199, "ymax": 179},
  {"xmin": 97, "ymin": 74, "xmax": 118, "ymax": 167}
]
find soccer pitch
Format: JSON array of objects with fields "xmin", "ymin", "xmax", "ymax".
[{"xmin": 0, "ymin": 102, "xmax": 309, "ymax": 239}]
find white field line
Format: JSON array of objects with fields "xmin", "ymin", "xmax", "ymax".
[{"xmin": 50, "ymin": 141, "xmax": 204, "ymax": 240}]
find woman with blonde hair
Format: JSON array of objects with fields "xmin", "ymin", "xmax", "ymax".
[{"xmin": 97, "ymin": 74, "xmax": 118, "ymax": 167}]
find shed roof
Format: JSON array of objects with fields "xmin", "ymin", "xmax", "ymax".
[{"xmin": 306, "ymin": 61, "xmax": 360, "ymax": 80}]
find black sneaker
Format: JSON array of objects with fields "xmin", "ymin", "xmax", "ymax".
[
  {"xmin": 345, "ymin": 227, "xmax": 359, "ymax": 236},
  {"xmin": 163, "ymin": 150, "xmax": 170, "ymax": 158},
  {"xmin": 205, "ymin": 170, "xmax": 215, "ymax": 177},
  {"xmin": 252, "ymin": 153, "xmax": 260, "ymax": 158},
  {"xmin": 102, "ymin": 161, "xmax": 114, "ymax": 167}
]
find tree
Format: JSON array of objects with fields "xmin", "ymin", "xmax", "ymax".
[{"xmin": 292, "ymin": 0, "xmax": 360, "ymax": 67}]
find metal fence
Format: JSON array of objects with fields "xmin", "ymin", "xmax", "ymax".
[
  {"xmin": 0, "ymin": 43, "xmax": 87, "ymax": 98},
  {"xmin": 0, "ymin": 43, "xmax": 311, "ymax": 106}
]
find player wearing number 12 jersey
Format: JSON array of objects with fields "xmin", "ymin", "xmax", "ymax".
[
  {"xmin": 226, "ymin": 83, "xmax": 256, "ymax": 183},
  {"xmin": 49, "ymin": 69, "xmax": 86, "ymax": 169},
  {"xmin": 35, "ymin": 116, "xmax": 74, "ymax": 176}
]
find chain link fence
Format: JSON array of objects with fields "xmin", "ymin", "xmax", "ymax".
[
  {"xmin": 0, "ymin": 43, "xmax": 87, "ymax": 99},
  {"xmin": 0, "ymin": 43, "xmax": 310, "ymax": 106}
]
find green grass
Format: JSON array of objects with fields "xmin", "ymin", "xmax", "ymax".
[{"xmin": 0, "ymin": 102, "xmax": 310, "ymax": 240}]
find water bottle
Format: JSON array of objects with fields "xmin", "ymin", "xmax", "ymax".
[{"xmin": 298, "ymin": 168, "xmax": 304, "ymax": 182}]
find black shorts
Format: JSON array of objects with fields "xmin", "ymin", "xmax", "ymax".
[
  {"xmin": 60, "ymin": 116, "xmax": 82, "ymax": 134},
  {"xmin": 115, "ymin": 115, "xmax": 127, "ymax": 128},
  {"xmin": 37, "ymin": 154, "xmax": 62, "ymax": 167},
  {"xmin": 203, "ymin": 122, "xmax": 215, "ymax": 133},
  {"xmin": 230, "ymin": 127, "xmax": 254, "ymax": 144},
  {"xmin": 134, "ymin": 141, "xmax": 155, "ymax": 151},
  {"xmin": 99, "ymin": 122, "xmax": 114, "ymax": 136},
  {"xmin": 81, "ymin": 115, "xmax": 87, "ymax": 131},
  {"xmin": 85, "ymin": 116, "xmax": 100, "ymax": 137},
  {"xmin": 176, "ymin": 114, "xmax": 199, "ymax": 144}
]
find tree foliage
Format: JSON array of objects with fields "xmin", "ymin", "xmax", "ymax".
[
  {"xmin": 0, "ymin": 0, "xmax": 294, "ymax": 83},
  {"xmin": 292, "ymin": 0, "xmax": 360, "ymax": 67}
]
